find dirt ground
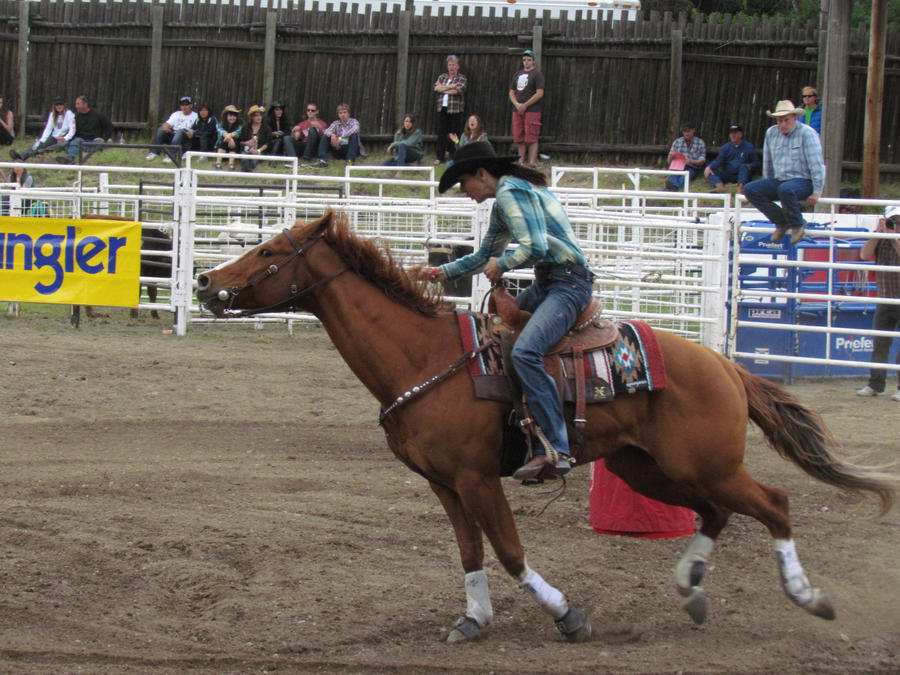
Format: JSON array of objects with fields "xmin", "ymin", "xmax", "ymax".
[{"xmin": 1, "ymin": 310, "xmax": 898, "ymax": 674}]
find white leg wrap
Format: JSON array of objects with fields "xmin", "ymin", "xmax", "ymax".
[
  {"xmin": 464, "ymin": 570, "xmax": 493, "ymax": 627},
  {"xmin": 775, "ymin": 538, "xmax": 813, "ymax": 605},
  {"xmin": 674, "ymin": 533, "xmax": 715, "ymax": 589},
  {"xmin": 518, "ymin": 564, "xmax": 568, "ymax": 619}
]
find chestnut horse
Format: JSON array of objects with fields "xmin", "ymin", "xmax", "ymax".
[{"xmin": 196, "ymin": 211, "xmax": 898, "ymax": 643}]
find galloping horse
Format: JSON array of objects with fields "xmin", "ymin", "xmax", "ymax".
[{"xmin": 196, "ymin": 211, "xmax": 898, "ymax": 643}]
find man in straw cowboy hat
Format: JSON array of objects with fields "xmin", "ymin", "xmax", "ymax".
[
  {"xmin": 742, "ymin": 99, "xmax": 825, "ymax": 245},
  {"xmin": 429, "ymin": 141, "xmax": 594, "ymax": 480}
]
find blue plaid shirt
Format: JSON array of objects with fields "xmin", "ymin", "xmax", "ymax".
[
  {"xmin": 442, "ymin": 176, "xmax": 587, "ymax": 280},
  {"xmin": 762, "ymin": 121, "xmax": 825, "ymax": 194}
]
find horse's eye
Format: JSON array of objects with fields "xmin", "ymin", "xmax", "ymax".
[{"xmin": 259, "ymin": 249, "xmax": 273, "ymax": 258}]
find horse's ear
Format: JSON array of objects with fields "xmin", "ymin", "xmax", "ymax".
[{"xmin": 304, "ymin": 209, "xmax": 333, "ymax": 235}]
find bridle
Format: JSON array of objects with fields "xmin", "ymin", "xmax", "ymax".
[{"xmin": 217, "ymin": 228, "xmax": 347, "ymax": 317}]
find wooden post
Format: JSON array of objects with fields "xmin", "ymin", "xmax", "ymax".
[
  {"xmin": 148, "ymin": 6, "xmax": 164, "ymax": 131},
  {"xmin": 668, "ymin": 28, "xmax": 683, "ymax": 145},
  {"xmin": 862, "ymin": 0, "xmax": 887, "ymax": 198},
  {"xmin": 821, "ymin": 0, "xmax": 849, "ymax": 199},
  {"xmin": 263, "ymin": 11, "xmax": 277, "ymax": 108},
  {"xmin": 17, "ymin": 0, "xmax": 28, "ymax": 137},
  {"xmin": 532, "ymin": 23, "xmax": 543, "ymax": 65},
  {"xmin": 395, "ymin": 9, "xmax": 410, "ymax": 126}
]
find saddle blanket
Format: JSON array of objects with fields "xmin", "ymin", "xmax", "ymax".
[{"xmin": 456, "ymin": 311, "xmax": 666, "ymax": 403}]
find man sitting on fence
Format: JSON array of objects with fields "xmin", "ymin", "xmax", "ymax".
[
  {"xmin": 742, "ymin": 100, "xmax": 825, "ymax": 245},
  {"xmin": 703, "ymin": 123, "xmax": 759, "ymax": 194},
  {"xmin": 60, "ymin": 95, "xmax": 114, "ymax": 164},
  {"xmin": 665, "ymin": 122, "xmax": 706, "ymax": 191},
  {"xmin": 147, "ymin": 96, "xmax": 198, "ymax": 162}
]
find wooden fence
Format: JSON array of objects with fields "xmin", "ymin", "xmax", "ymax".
[{"xmin": 1, "ymin": 0, "xmax": 898, "ymax": 172}]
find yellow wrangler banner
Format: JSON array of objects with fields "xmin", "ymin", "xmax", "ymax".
[{"xmin": 0, "ymin": 217, "xmax": 142, "ymax": 306}]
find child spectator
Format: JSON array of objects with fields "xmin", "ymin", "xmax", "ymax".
[{"xmin": 187, "ymin": 103, "xmax": 218, "ymax": 155}]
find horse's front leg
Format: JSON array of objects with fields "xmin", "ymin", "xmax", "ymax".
[
  {"xmin": 455, "ymin": 476, "xmax": 591, "ymax": 643},
  {"xmin": 428, "ymin": 480, "xmax": 494, "ymax": 642}
]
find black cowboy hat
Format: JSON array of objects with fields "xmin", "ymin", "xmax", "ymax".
[{"xmin": 438, "ymin": 141, "xmax": 517, "ymax": 193}]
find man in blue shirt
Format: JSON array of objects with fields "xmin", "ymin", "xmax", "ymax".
[
  {"xmin": 743, "ymin": 100, "xmax": 825, "ymax": 245},
  {"xmin": 433, "ymin": 141, "xmax": 594, "ymax": 480},
  {"xmin": 704, "ymin": 124, "xmax": 759, "ymax": 194}
]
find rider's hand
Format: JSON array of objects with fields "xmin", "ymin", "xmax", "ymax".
[{"xmin": 484, "ymin": 258, "xmax": 502, "ymax": 284}]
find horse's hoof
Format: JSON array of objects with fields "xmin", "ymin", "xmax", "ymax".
[
  {"xmin": 680, "ymin": 588, "xmax": 709, "ymax": 625},
  {"xmin": 555, "ymin": 607, "xmax": 592, "ymax": 643},
  {"xmin": 445, "ymin": 615, "xmax": 482, "ymax": 643},
  {"xmin": 804, "ymin": 588, "xmax": 836, "ymax": 620}
]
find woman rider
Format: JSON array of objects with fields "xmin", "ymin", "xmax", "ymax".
[{"xmin": 430, "ymin": 141, "xmax": 594, "ymax": 479}]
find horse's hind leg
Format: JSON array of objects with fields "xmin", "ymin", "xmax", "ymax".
[
  {"xmin": 706, "ymin": 467, "xmax": 835, "ymax": 620},
  {"xmin": 606, "ymin": 447, "xmax": 731, "ymax": 625},
  {"xmin": 428, "ymin": 480, "xmax": 494, "ymax": 642}
]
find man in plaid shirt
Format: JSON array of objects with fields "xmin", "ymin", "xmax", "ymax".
[{"xmin": 666, "ymin": 121, "xmax": 706, "ymax": 190}]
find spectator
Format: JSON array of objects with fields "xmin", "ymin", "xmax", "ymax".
[
  {"xmin": 384, "ymin": 114, "xmax": 424, "ymax": 167},
  {"xmin": 509, "ymin": 49, "xmax": 545, "ymax": 168},
  {"xmin": 292, "ymin": 102, "xmax": 327, "ymax": 165},
  {"xmin": 801, "ymin": 86, "xmax": 822, "ymax": 135},
  {"xmin": 743, "ymin": 100, "xmax": 825, "ymax": 245},
  {"xmin": 147, "ymin": 95, "xmax": 198, "ymax": 162},
  {"xmin": 704, "ymin": 123, "xmax": 759, "ymax": 194},
  {"xmin": 855, "ymin": 205, "xmax": 900, "ymax": 402},
  {"xmin": 450, "ymin": 114, "xmax": 489, "ymax": 152},
  {"xmin": 11, "ymin": 96, "xmax": 75, "ymax": 162},
  {"xmin": 317, "ymin": 103, "xmax": 362, "ymax": 168},
  {"xmin": 432, "ymin": 141, "xmax": 594, "ymax": 479},
  {"xmin": 666, "ymin": 121, "xmax": 706, "ymax": 190},
  {"xmin": 0, "ymin": 93, "xmax": 14, "ymax": 146},
  {"xmin": 266, "ymin": 101, "xmax": 295, "ymax": 157},
  {"xmin": 62, "ymin": 95, "xmax": 114, "ymax": 164},
  {"xmin": 215, "ymin": 104, "xmax": 243, "ymax": 170},
  {"xmin": 186, "ymin": 103, "xmax": 218, "ymax": 155},
  {"xmin": 433, "ymin": 54, "xmax": 467, "ymax": 165},
  {"xmin": 238, "ymin": 105, "xmax": 272, "ymax": 172}
]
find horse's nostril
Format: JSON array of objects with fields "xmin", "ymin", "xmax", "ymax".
[{"xmin": 197, "ymin": 274, "xmax": 210, "ymax": 291}]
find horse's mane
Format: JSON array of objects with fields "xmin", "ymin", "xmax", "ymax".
[{"xmin": 296, "ymin": 213, "xmax": 446, "ymax": 316}]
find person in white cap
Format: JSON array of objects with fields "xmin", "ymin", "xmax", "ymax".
[
  {"xmin": 147, "ymin": 95, "xmax": 198, "ymax": 162},
  {"xmin": 742, "ymin": 99, "xmax": 825, "ymax": 245},
  {"xmin": 856, "ymin": 205, "xmax": 900, "ymax": 401}
]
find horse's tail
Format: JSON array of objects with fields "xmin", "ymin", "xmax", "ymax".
[{"xmin": 734, "ymin": 364, "xmax": 899, "ymax": 515}]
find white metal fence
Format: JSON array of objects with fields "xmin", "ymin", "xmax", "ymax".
[{"xmin": 2, "ymin": 157, "xmax": 898, "ymax": 381}]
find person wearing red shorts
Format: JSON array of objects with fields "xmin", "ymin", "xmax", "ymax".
[{"xmin": 508, "ymin": 49, "xmax": 545, "ymax": 168}]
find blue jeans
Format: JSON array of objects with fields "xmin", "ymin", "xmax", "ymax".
[
  {"xmin": 151, "ymin": 127, "xmax": 189, "ymax": 154},
  {"xmin": 318, "ymin": 134, "xmax": 359, "ymax": 162},
  {"xmin": 384, "ymin": 144, "xmax": 423, "ymax": 166},
  {"xmin": 742, "ymin": 178, "xmax": 813, "ymax": 230},
  {"xmin": 669, "ymin": 166, "xmax": 698, "ymax": 189},
  {"xmin": 867, "ymin": 302, "xmax": 900, "ymax": 392},
  {"xmin": 707, "ymin": 165, "xmax": 750, "ymax": 186},
  {"xmin": 512, "ymin": 266, "xmax": 594, "ymax": 457}
]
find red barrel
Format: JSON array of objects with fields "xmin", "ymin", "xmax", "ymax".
[{"xmin": 590, "ymin": 459, "xmax": 695, "ymax": 539}]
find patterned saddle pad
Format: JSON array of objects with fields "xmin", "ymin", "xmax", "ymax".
[{"xmin": 456, "ymin": 311, "xmax": 666, "ymax": 403}]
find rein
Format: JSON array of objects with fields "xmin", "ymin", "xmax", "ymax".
[
  {"xmin": 221, "ymin": 229, "xmax": 347, "ymax": 317},
  {"xmin": 379, "ymin": 340, "xmax": 496, "ymax": 425}
]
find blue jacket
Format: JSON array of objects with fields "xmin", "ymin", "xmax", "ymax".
[
  {"xmin": 804, "ymin": 105, "xmax": 822, "ymax": 134},
  {"xmin": 708, "ymin": 140, "xmax": 760, "ymax": 177}
]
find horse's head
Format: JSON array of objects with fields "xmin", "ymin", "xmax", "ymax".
[{"xmin": 196, "ymin": 211, "xmax": 338, "ymax": 317}]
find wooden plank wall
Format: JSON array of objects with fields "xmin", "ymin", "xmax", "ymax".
[{"xmin": 1, "ymin": 0, "xmax": 898, "ymax": 168}]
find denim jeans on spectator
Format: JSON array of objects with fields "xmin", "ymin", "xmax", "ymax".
[
  {"xmin": 384, "ymin": 144, "xmax": 423, "ymax": 166},
  {"xmin": 742, "ymin": 178, "xmax": 813, "ymax": 230},
  {"xmin": 668, "ymin": 166, "xmax": 698, "ymax": 189},
  {"xmin": 866, "ymin": 302, "xmax": 900, "ymax": 392},
  {"xmin": 151, "ymin": 127, "xmax": 189, "ymax": 154},
  {"xmin": 295, "ymin": 127, "xmax": 321, "ymax": 160},
  {"xmin": 318, "ymin": 133, "xmax": 359, "ymax": 162},
  {"xmin": 512, "ymin": 266, "xmax": 594, "ymax": 457},
  {"xmin": 707, "ymin": 165, "xmax": 750, "ymax": 187}
]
